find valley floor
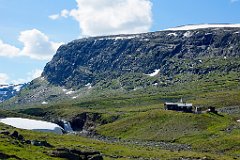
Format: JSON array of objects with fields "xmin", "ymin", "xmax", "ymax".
[
  {"xmin": 0, "ymin": 106, "xmax": 240, "ymax": 160},
  {"xmin": 1, "ymin": 72, "xmax": 240, "ymax": 159}
]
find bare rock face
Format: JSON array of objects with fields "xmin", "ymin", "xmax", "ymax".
[{"xmin": 42, "ymin": 28, "xmax": 240, "ymax": 89}]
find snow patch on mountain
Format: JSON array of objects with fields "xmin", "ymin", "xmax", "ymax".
[
  {"xmin": 147, "ymin": 69, "xmax": 160, "ymax": 77},
  {"xmin": 66, "ymin": 90, "xmax": 74, "ymax": 95},
  {"xmin": 167, "ymin": 33, "xmax": 178, "ymax": 37},
  {"xmin": 41, "ymin": 101, "xmax": 48, "ymax": 105},
  {"xmin": 165, "ymin": 24, "xmax": 240, "ymax": 31},
  {"xmin": 85, "ymin": 83, "xmax": 92, "ymax": 89},
  {"xmin": 184, "ymin": 31, "xmax": 193, "ymax": 38},
  {"xmin": 98, "ymin": 35, "xmax": 139, "ymax": 41}
]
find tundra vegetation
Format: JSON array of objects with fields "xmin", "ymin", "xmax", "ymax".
[{"xmin": 0, "ymin": 28, "xmax": 240, "ymax": 159}]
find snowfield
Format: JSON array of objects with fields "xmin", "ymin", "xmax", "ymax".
[
  {"xmin": 165, "ymin": 24, "xmax": 240, "ymax": 31},
  {"xmin": 0, "ymin": 117, "xmax": 63, "ymax": 134}
]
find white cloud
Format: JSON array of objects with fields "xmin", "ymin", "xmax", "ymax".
[
  {"xmin": 29, "ymin": 69, "xmax": 43, "ymax": 79},
  {"xmin": 11, "ymin": 69, "xmax": 43, "ymax": 84},
  {"xmin": 0, "ymin": 29, "xmax": 63, "ymax": 61},
  {"xmin": 0, "ymin": 40, "xmax": 20, "ymax": 58},
  {"xmin": 11, "ymin": 78, "xmax": 27, "ymax": 85},
  {"xmin": 0, "ymin": 73, "xmax": 9, "ymax": 84},
  {"xmin": 51, "ymin": 0, "xmax": 152, "ymax": 36},
  {"xmin": 19, "ymin": 29, "xmax": 63, "ymax": 60},
  {"xmin": 49, "ymin": 14, "xmax": 60, "ymax": 20},
  {"xmin": 61, "ymin": 9, "xmax": 69, "ymax": 18},
  {"xmin": 49, "ymin": 9, "xmax": 70, "ymax": 20}
]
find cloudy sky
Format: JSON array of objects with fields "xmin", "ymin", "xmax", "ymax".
[{"xmin": 0, "ymin": 0, "xmax": 240, "ymax": 84}]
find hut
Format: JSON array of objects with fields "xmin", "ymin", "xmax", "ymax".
[{"xmin": 164, "ymin": 102, "xmax": 193, "ymax": 113}]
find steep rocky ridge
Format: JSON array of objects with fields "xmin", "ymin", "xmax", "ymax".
[
  {"xmin": 43, "ymin": 27, "xmax": 240, "ymax": 89},
  {"xmin": 2, "ymin": 27, "xmax": 240, "ymax": 106}
]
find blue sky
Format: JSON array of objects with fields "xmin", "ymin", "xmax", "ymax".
[{"xmin": 0, "ymin": 0, "xmax": 239, "ymax": 84}]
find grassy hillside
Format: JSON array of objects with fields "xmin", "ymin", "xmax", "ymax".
[
  {"xmin": 0, "ymin": 122, "xmax": 238, "ymax": 160},
  {"xmin": 1, "ymin": 71, "xmax": 240, "ymax": 159},
  {"xmin": 97, "ymin": 110, "xmax": 240, "ymax": 157}
]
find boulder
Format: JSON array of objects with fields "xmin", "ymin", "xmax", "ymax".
[
  {"xmin": 0, "ymin": 130, "xmax": 10, "ymax": 135},
  {"xmin": 10, "ymin": 130, "xmax": 19, "ymax": 139},
  {"xmin": 31, "ymin": 140, "xmax": 53, "ymax": 147}
]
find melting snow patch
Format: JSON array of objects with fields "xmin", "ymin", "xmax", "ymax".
[
  {"xmin": 237, "ymin": 119, "xmax": 240, "ymax": 123},
  {"xmin": 167, "ymin": 33, "xmax": 178, "ymax": 37},
  {"xmin": 0, "ymin": 118, "xmax": 63, "ymax": 134},
  {"xmin": 205, "ymin": 33, "xmax": 212, "ymax": 35},
  {"xmin": 66, "ymin": 91, "xmax": 74, "ymax": 95},
  {"xmin": 147, "ymin": 69, "xmax": 160, "ymax": 77},
  {"xmin": 99, "ymin": 35, "xmax": 138, "ymax": 41},
  {"xmin": 85, "ymin": 83, "xmax": 91, "ymax": 87},
  {"xmin": 42, "ymin": 101, "xmax": 48, "ymax": 105},
  {"xmin": 72, "ymin": 96, "xmax": 77, "ymax": 99},
  {"xmin": 114, "ymin": 36, "xmax": 136, "ymax": 40},
  {"xmin": 184, "ymin": 31, "xmax": 193, "ymax": 38},
  {"xmin": 85, "ymin": 83, "xmax": 92, "ymax": 89}
]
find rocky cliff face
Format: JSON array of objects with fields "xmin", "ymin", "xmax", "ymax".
[
  {"xmin": 4, "ymin": 27, "xmax": 240, "ymax": 106},
  {"xmin": 42, "ymin": 27, "xmax": 240, "ymax": 89}
]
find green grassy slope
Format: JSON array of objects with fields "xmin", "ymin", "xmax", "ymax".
[
  {"xmin": 0, "ymin": 122, "xmax": 237, "ymax": 160},
  {"xmin": 97, "ymin": 110, "xmax": 240, "ymax": 157},
  {"xmin": 0, "ymin": 71, "xmax": 240, "ymax": 159}
]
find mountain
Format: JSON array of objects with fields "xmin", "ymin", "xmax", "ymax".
[
  {"xmin": 0, "ymin": 84, "xmax": 25, "ymax": 103},
  {"xmin": 43, "ymin": 26, "xmax": 240, "ymax": 88},
  {"xmin": 1, "ymin": 25, "xmax": 240, "ymax": 160},
  {"xmin": 4, "ymin": 25, "xmax": 240, "ymax": 106}
]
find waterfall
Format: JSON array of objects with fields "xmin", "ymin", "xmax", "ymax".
[{"xmin": 63, "ymin": 121, "xmax": 73, "ymax": 132}]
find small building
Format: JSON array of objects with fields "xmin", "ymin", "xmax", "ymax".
[{"xmin": 164, "ymin": 102, "xmax": 193, "ymax": 113}]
